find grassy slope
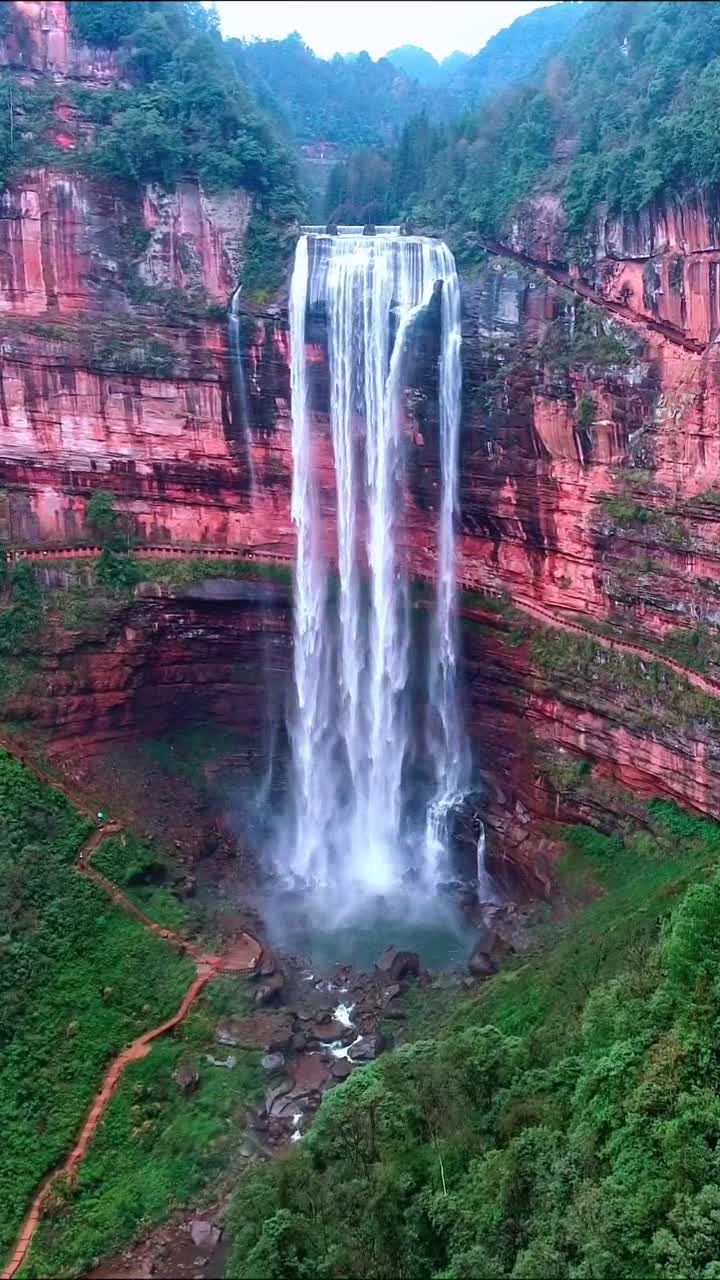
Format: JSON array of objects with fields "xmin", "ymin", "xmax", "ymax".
[
  {"xmin": 22, "ymin": 980, "xmax": 262, "ymax": 1278},
  {"xmin": 0, "ymin": 752, "xmax": 194, "ymax": 1261}
]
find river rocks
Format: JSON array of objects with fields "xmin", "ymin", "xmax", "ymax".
[
  {"xmin": 216, "ymin": 1019, "xmax": 244, "ymax": 1047},
  {"xmin": 215, "ymin": 1011, "xmax": 293, "ymax": 1051},
  {"xmin": 378, "ymin": 947, "xmax": 420, "ymax": 982},
  {"xmin": 261, "ymin": 1052, "xmax": 285, "ymax": 1074},
  {"xmin": 309, "ymin": 1019, "xmax": 353, "ymax": 1044},
  {"xmin": 331, "ymin": 1057, "xmax": 353, "ymax": 1080},
  {"xmin": 254, "ymin": 970, "xmax": 286, "ymax": 1006},
  {"xmin": 190, "ymin": 1219, "xmax": 222, "ymax": 1252},
  {"xmin": 348, "ymin": 1032, "xmax": 387, "ymax": 1063}
]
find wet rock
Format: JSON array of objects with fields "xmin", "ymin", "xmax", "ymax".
[
  {"xmin": 254, "ymin": 971, "xmax": 285, "ymax": 1006},
  {"xmin": 291, "ymin": 1032, "xmax": 307, "ymax": 1053},
  {"xmin": 348, "ymin": 1032, "xmax": 387, "ymax": 1063},
  {"xmin": 310, "ymin": 1019, "xmax": 353, "ymax": 1044},
  {"xmin": 378, "ymin": 947, "xmax": 420, "ymax": 982},
  {"xmin": 268, "ymin": 1025, "xmax": 293, "ymax": 1053},
  {"xmin": 216, "ymin": 1012, "xmax": 293, "ymax": 1052},
  {"xmin": 265, "ymin": 1080, "xmax": 291, "ymax": 1112},
  {"xmin": 259, "ymin": 948, "xmax": 278, "ymax": 977},
  {"xmin": 331, "ymin": 1057, "xmax": 353, "ymax": 1080},
  {"xmin": 468, "ymin": 939, "xmax": 499, "ymax": 978},
  {"xmin": 261, "ymin": 1052, "xmax": 285, "ymax": 1075},
  {"xmin": 173, "ymin": 1064, "xmax": 199, "ymax": 1092},
  {"xmin": 216, "ymin": 1019, "xmax": 243, "ymax": 1046},
  {"xmin": 190, "ymin": 1219, "xmax": 222, "ymax": 1252}
]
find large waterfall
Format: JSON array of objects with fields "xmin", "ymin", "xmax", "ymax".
[{"xmin": 287, "ymin": 230, "xmax": 467, "ymax": 900}]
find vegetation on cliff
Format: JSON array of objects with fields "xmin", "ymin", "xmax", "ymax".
[
  {"xmin": 226, "ymin": 801, "xmax": 720, "ymax": 1279},
  {"xmin": 326, "ymin": 1, "xmax": 720, "ymax": 248}
]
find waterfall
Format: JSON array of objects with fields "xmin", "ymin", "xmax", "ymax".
[
  {"xmin": 287, "ymin": 230, "xmax": 468, "ymax": 898},
  {"xmin": 228, "ymin": 286, "xmax": 256, "ymax": 492}
]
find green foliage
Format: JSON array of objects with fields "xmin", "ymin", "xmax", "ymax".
[
  {"xmin": 527, "ymin": 621, "xmax": 720, "ymax": 733},
  {"xmin": 96, "ymin": 549, "xmax": 143, "ymax": 590},
  {"xmin": 230, "ymin": 34, "xmax": 427, "ymax": 149},
  {"xmin": 62, "ymin": 4, "xmax": 301, "ymax": 226},
  {"xmin": 335, "ymin": 2, "xmax": 720, "ymax": 243},
  {"xmin": 0, "ymin": 752, "xmax": 193, "ymax": 1259},
  {"xmin": 92, "ymin": 833, "xmax": 190, "ymax": 930},
  {"xmin": 23, "ymin": 993, "xmax": 262, "ymax": 1277},
  {"xmin": 226, "ymin": 801, "xmax": 720, "ymax": 1279},
  {"xmin": 68, "ymin": 1, "xmax": 153, "ymax": 48},
  {"xmin": 0, "ymin": 564, "xmax": 42, "ymax": 696},
  {"xmin": 540, "ymin": 305, "xmax": 635, "ymax": 370},
  {"xmin": 601, "ymin": 496, "xmax": 654, "ymax": 525},
  {"xmin": 86, "ymin": 490, "xmax": 121, "ymax": 546},
  {"xmin": 577, "ymin": 393, "xmax": 596, "ymax": 431}
]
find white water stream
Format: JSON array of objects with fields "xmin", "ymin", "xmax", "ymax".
[{"xmin": 285, "ymin": 230, "xmax": 469, "ymax": 899}]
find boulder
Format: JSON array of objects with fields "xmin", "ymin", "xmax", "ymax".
[
  {"xmin": 215, "ymin": 1019, "xmax": 243, "ymax": 1047},
  {"xmin": 331, "ymin": 1057, "xmax": 353, "ymax": 1080},
  {"xmin": 261, "ymin": 1052, "xmax": 285, "ymax": 1075},
  {"xmin": 378, "ymin": 947, "xmax": 420, "ymax": 982},
  {"xmin": 309, "ymin": 1019, "xmax": 353, "ymax": 1044},
  {"xmin": 254, "ymin": 970, "xmax": 285, "ymax": 1006},
  {"xmin": 173, "ymin": 1064, "xmax": 199, "ymax": 1092},
  {"xmin": 190, "ymin": 1219, "xmax": 222, "ymax": 1252},
  {"xmin": 468, "ymin": 939, "xmax": 499, "ymax": 978},
  {"xmin": 348, "ymin": 1032, "xmax": 387, "ymax": 1063}
]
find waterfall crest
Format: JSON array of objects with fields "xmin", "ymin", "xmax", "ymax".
[{"xmin": 287, "ymin": 231, "xmax": 467, "ymax": 898}]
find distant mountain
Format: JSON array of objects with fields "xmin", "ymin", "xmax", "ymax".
[
  {"xmin": 440, "ymin": 50, "xmax": 471, "ymax": 77},
  {"xmin": 444, "ymin": 2, "xmax": 590, "ymax": 107},
  {"xmin": 230, "ymin": 34, "xmax": 427, "ymax": 148},
  {"xmin": 385, "ymin": 45, "xmax": 442, "ymax": 85}
]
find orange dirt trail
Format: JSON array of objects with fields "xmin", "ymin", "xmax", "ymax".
[{"xmin": 1, "ymin": 792, "xmax": 262, "ymax": 1280}]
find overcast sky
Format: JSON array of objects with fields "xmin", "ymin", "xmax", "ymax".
[{"xmin": 213, "ymin": 1, "xmax": 555, "ymax": 62}]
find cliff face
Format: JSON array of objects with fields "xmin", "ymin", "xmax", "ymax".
[{"xmin": 4, "ymin": 0, "xmax": 720, "ymax": 884}]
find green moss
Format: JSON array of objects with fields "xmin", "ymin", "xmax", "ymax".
[{"xmin": 528, "ymin": 625, "xmax": 720, "ymax": 732}]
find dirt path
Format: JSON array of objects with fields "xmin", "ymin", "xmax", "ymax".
[
  {"xmin": 462, "ymin": 591, "xmax": 720, "ymax": 701},
  {"xmin": 1, "ymin": 789, "xmax": 262, "ymax": 1280}
]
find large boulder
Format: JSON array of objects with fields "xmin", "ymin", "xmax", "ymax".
[
  {"xmin": 190, "ymin": 1219, "xmax": 222, "ymax": 1252},
  {"xmin": 468, "ymin": 938, "xmax": 499, "ymax": 978},
  {"xmin": 348, "ymin": 1032, "xmax": 388, "ymax": 1063},
  {"xmin": 378, "ymin": 947, "xmax": 420, "ymax": 982}
]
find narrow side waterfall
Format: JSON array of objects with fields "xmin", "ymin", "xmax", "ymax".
[
  {"xmin": 286, "ymin": 231, "xmax": 468, "ymax": 900},
  {"xmin": 228, "ymin": 286, "xmax": 256, "ymax": 492}
]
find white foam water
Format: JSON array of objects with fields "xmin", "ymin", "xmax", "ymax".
[{"xmin": 286, "ymin": 232, "xmax": 468, "ymax": 902}]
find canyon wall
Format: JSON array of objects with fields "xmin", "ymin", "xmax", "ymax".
[{"xmin": 4, "ymin": 0, "xmax": 720, "ymax": 882}]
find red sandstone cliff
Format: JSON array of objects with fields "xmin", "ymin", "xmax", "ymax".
[{"xmin": 4, "ymin": 0, "xmax": 720, "ymax": 874}]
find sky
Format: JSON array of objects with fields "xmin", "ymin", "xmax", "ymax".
[{"xmin": 212, "ymin": 1, "xmax": 555, "ymax": 63}]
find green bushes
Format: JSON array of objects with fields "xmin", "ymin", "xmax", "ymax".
[
  {"xmin": 23, "ymin": 991, "xmax": 262, "ymax": 1278},
  {"xmin": 225, "ymin": 802, "xmax": 720, "ymax": 1279},
  {"xmin": 92, "ymin": 832, "xmax": 190, "ymax": 931},
  {"xmin": 0, "ymin": 752, "xmax": 194, "ymax": 1259}
]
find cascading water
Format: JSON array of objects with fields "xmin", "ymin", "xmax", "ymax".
[
  {"xmin": 286, "ymin": 230, "xmax": 468, "ymax": 903},
  {"xmin": 228, "ymin": 286, "xmax": 256, "ymax": 492}
]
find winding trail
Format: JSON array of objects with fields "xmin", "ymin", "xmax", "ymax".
[
  {"xmin": 1, "ymin": 788, "xmax": 262, "ymax": 1280},
  {"xmin": 459, "ymin": 589, "xmax": 720, "ymax": 701}
]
